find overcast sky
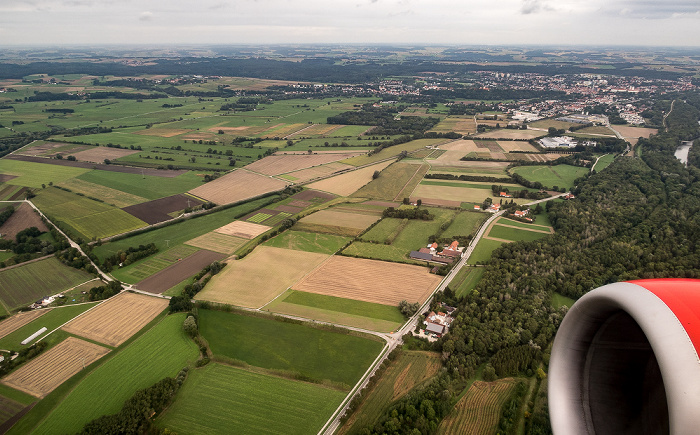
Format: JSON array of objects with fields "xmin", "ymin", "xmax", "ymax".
[{"xmin": 1, "ymin": 0, "xmax": 699, "ymax": 47}]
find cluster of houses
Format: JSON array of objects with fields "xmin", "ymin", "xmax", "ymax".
[
  {"xmin": 422, "ymin": 304, "xmax": 456, "ymax": 338},
  {"xmin": 409, "ymin": 240, "xmax": 464, "ymax": 265}
]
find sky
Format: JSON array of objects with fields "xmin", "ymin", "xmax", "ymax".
[{"xmin": 1, "ymin": 0, "xmax": 699, "ymax": 47}]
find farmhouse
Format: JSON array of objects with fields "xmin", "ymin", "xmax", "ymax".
[
  {"xmin": 488, "ymin": 203, "xmax": 501, "ymax": 213},
  {"xmin": 423, "ymin": 310, "xmax": 454, "ymax": 337},
  {"xmin": 499, "ymin": 192, "xmax": 512, "ymax": 198}
]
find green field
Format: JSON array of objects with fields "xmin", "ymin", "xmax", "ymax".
[
  {"xmin": 496, "ymin": 217, "xmax": 551, "ymax": 231},
  {"xmin": 351, "ymin": 163, "xmax": 427, "ymax": 201},
  {"xmin": 449, "ymin": 267, "xmax": 485, "ymax": 299},
  {"xmin": 468, "ymin": 239, "xmax": 505, "ymax": 265},
  {"xmin": 199, "ymin": 309, "xmax": 384, "ymax": 387},
  {"xmin": 31, "ymin": 313, "xmax": 199, "ymax": 435},
  {"xmin": 510, "ymin": 164, "xmax": 588, "ymax": 190},
  {"xmin": 91, "ymin": 195, "xmax": 279, "ymax": 262},
  {"xmin": 110, "ymin": 244, "xmax": 199, "ymax": 284},
  {"xmin": 158, "ymin": 363, "xmax": 346, "ymax": 435},
  {"xmin": 442, "ymin": 211, "xmax": 487, "ymax": 239},
  {"xmin": 0, "ymin": 303, "xmax": 98, "ymax": 350},
  {"xmin": 593, "ymin": 154, "xmax": 615, "ymax": 172},
  {"xmin": 552, "ymin": 292, "xmax": 576, "ymax": 309},
  {"xmin": 342, "ymin": 139, "xmax": 445, "ymax": 166},
  {"xmin": 358, "ymin": 218, "xmax": 405, "ymax": 244},
  {"xmin": 0, "ymin": 160, "xmax": 89, "ymax": 188},
  {"xmin": 488, "ymin": 224, "xmax": 549, "ymax": 242},
  {"xmin": 32, "ymin": 187, "xmax": 147, "ymax": 240},
  {"xmin": 273, "ymin": 291, "xmax": 405, "ymax": 324},
  {"xmin": 0, "ymin": 257, "xmax": 94, "ymax": 310},
  {"xmin": 263, "ymin": 230, "xmax": 350, "ymax": 254},
  {"xmin": 77, "ymin": 170, "xmax": 204, "ymax": 200}
]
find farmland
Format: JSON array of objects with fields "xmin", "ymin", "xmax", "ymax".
[
  {"xmin": 487, "ymin": 224, "xmax": 551, "ymax": 243},
  {"xmin": 32, "ymin": 187, "xmax": 147, "ymax": 240},
  {"xmin": 0, "ymin": 257, "xmax": 94, "ymax": 310},
  {"xmin": 442, "ymin": 211, "xmax": 488, "ymax": 239},
  {"xmin": 467, "ymin": 239, "xmax": 505, "ymax": 265},
  {"xmin": 341, "ymin": 351, "xmax": 442, "ymax": 434},
  {"xmin": 31, "ymin": 313, "xmax": 199, "ymax": 435},
  {"xmin": 62, "ymin": 292, "xmax": 169, "ymax": 347},
  {"xmin": 351, "ymin": 163, "xmax": 429, "ymax": 201},
  {"xmin": 307, "ymin": 160, "xmax": 394, "ymax": 196},
  {"xmin": 0, "ymin": 202, "xmax": 49, "ymax": 240},
  {"xmin": 158, "ymin": 363, "xmax": 346, "ymax": 435},
  {"xmin": 56, "ymin": 178, "xmax": 147, "ymax": 208},
  {"xmin": 77, "ymin": 170, "xmax": 203, "ymax": 201},
  {"xmin": 198, "ymin": 309, "xmax": 384, "ymax": 386},
  {"xmin": 296, "ymin": 209, "xmax": 380, "ymax": 236},
  {"xmin": 510, "ymin": 164, "xmax": 589, "ymax": 190},
  {"xmin": 341, "ymin": 139, "xmax": 445, "ymax": 167},
  {"xmin": 196, "ymin": 246, "xmax": 329, "ymax": 308},
  {"xmin": 214, "ymin": 220, "xmax": 271, "ymax": 238},
  {"xmin": 411, "ymin": 181, "xmax": 532, "ymax": 207},
  {"xmin": 188, "ymin": 169, "xmax": 289, "ymax": 205},
  {"xmin": 0, "ymin": 303, "xmax": 98, "ymax": 349},
  {"xmin": 449, "ymin": 267, "xmax": 485, "ymax": 299},
  {"xmin": 436, "ymin": 379, "xmax": 520, "ymax": 435},
  {"xmin": 184, "ymin": 232, "xmax": 248, "ymax": 254},
  {"xmin": 0, "ymin": 309, "xmax": 50, "ymax": 340},
  {"xmin": 1, "ymin": 337, "xmax": 110, "ymax": 398},
  {"xmin": 263, "ymin": 230, "xmax": 350, "ymax": 254},
  {"xmin": 133, "ymin": 249, "xmax": 226, "ymax": 294},
  {"xmin": 293, "ymin": 256, "xmax": 442, "ymax": 305},
  {"xmin": 110, "ymin": 244, "xmax": 200, "ymax": 283},
  {"xmin": 244, "ymin": 152, "xmax": 360, "ymax": 175},
  {"xmin": 0, "ymin": 159, "xmax": 89, "ymax": 188},
  {"xmin": 265, "ymin": 290, "xmax": 405, "ymax": 332}
]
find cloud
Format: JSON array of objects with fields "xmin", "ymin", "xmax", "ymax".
[
  {"xmin": 139, "ymin": 10, "xmax": 153, "ymax": 21},
  {"xmin": 605, "ymin": 1, "xmax": 700, "ymax": 19},
  {"xmin": 521, "ymin": 0, "xmax": 552, "ymax": 15}
]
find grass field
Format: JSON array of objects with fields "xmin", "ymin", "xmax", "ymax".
[
  {"xmin": 341, "ymin": 351, "xmax": 441, "ymax": 434},
  {"xmin": 510, "ymin": 164, "xmax": 588, "ymax": 190},
  {"xmin": 552, "ymin": 292, "xmax": 576, "ymax": 309},
  {"xmin": 32, "ymin": 187, "xmax": 147, "ymax": 240},
  {"xmin": 436, "ymin": 379, "xmax": 519, "ymax": 435},
  {"xmin": 196, "ymin": 246, "xmax": 329, "ymax": 308},
  {"xmin": 0, "ymin": 257, "xmax": 94, "ymax": 310},
  {"xmin": 593, "ymin": 154, "xmax": 615, "ymax": 172},
  {"xmin": 487, "ymin": 224, "xmax": 550, "ymax": 242},
  {"xmin": 199, "ymin": 309, "xmax": 383, "ymax": 387},
  {"xmin": 467, "ymin": 239, "xmax": 504, "ymax": 265},
  {"xmin": 0, "ymin": 159, "xmax": 89, "ymax": 188},
  {"xmin": 56, "ymin": 177, "xmax": 147, "ymax": 208},
  {"xmin": 77, "ymin": 170, "xmax": 203, "ymax": 200},
  {"xmin": 110, "ymin": 244, "xmax": 199, "ymax": 284},
  {"xmin": 449, "ymin": 267, "xmax": 485, "ymax": 299},
  {"xmin": 351, "ymin": 163, "xmax": 428, "ymax": 201},
  {"xmin": 263, "ymin": 230, "xmax": 350, "ymax": 254},
  {"xmin": 0, "ymin": 303, "xmax": 98, "ymax": 350},
  {"xmin": 31, "ymin": 313, "xmax": 199, "ymax": 435},
  {"xmin": 341, "ymin": 139, "xmax": 444, "ymax": 167},
  {"xmin": 158, "ymin": 363, "xmax": 346, "ymax": 435},
  {"xmin": 91, "ymin": 195, "xmax": 279, "ymax": 262},
  {"xmin": 298, "ymin": 209, "xmax": 379, "ymax": 233},
  {"xmin": 442, "ymin": 211, "xmax": 487, "ymax": 239}
]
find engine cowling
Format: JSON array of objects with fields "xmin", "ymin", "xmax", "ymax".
[{"xmin": 549, "ymin": 279, "xmax": 700, "ymax": 435}]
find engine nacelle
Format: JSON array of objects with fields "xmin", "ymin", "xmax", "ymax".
[{"xmin": 549, "ymin": 279, "xmax": 700, "ymax": 435}]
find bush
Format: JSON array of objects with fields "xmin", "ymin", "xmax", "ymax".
[{"xmin": 183, "ymin": 315, "xmax": 198, "ymax": 337}]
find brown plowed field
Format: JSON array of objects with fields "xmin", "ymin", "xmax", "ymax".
[
  {"xmin": 214, "ymin": 221, "xmax": 271, "ymax": 239},
  {"xmin": 0, "ymin": 175, "xmax": 17, "ymax": 183},
  {"xmin": 188, "ymin": 169, "xmax": 289, "ymax": 205},
  {"xmin": 298, "ymin": 210, "xmax": 379, "ymax": 230},
  {"xmin": 293, "ymin": 256, "xmax": 441, "ymax": 305},
  {"xmin": 185, "ymin": 232, "xmax": 247, "ymax": 255},
  {"xmin": 306, "ymin": 160, "xmax": 394, "ymax": 196},
  {"xmin": 71, "ymin": 147, "xmax": 139, "ymax": 163},
  {"xmin": 289, "ymin": 200, "xmax": 311, "ymax": 208},
  {"xmin": 0, "ymin": 202, "xmax": 49, "ymax": 240},
  {"xmin": 275, "ymin": 205, "xmax": 303, "ymax": 214},
  {"xmin": 196, "ymin": 246, "xmax": 330, "ymax": 308},
  {"xmin": 0, "ymin": 308, "xmax": 51, "ymax": 340},
  {"xmin": 62, "ymin": 292, "xmax": 169, "ymax": 347},
  {"xmin": 122, "ymin": 194, "xmax": 204, "ymax": 224},
  {"xmin": 1, "ymin": 337, "xmax": 110, "ymax": 398},
  {"xmin": 134, "ymin": 249, "xmax": 226, "ymax": 294},
  {"xmin": 243, "ymin": 153, "xmax": 360, "ymax": 176},
  {"xmin": 3, "ymin": 155, "xmax": 187, "ymax": 177},
  {"xmin": 17, "ymin": 142, "xmax": 91, "ymax": 157}
]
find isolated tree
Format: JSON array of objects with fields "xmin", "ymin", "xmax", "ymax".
[
  {"xmin": 183, "ymin": 316, "xmax": 198, "ymax": 337},
  {"xmin": 372, "ymin": 170, "xmax": 380, "ymax": 179}
]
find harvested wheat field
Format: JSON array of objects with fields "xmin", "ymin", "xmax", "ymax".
[
  {"xmin": 185, "ymin": 232, "xmax": 248, "ymax": 254},
  {"xmin": 299, "ymin": 210, "xmax": 379, "ymax": 230},
  {"xmin": 434, "ymin": 140, "xmax": 479, "ymax": 163},
  {"xmin": 62, "ymin": 292, "xmax": 168, "ymax": 347},
  {"xmin": 189, "ymin": 169, "xmax": 289, "ymax": 205},
  {"xmin": 214, "ymin": 220, "xmax": 271, "ymax": 239},
  {"xmin": 196, "ymin": 246, "xmax": 330, "ymax": 308},
  {"xmin": 0, "ymin": 308, "xmax": 51, "ymax": 340},
  {"xmin": 70, "ymin": 147, "xmax": 139, "ymax": 163},
  {"xmin": 293, "ymin": 256, "xmax": 441, "ymax": 305},
  {"xmin": 288, "ymin": 123, "xmax": 345, "ymax": 137},
  {"xmin": 133, "ymin": 128, "xmax": 191, "ymax": 138},
  {"xmin": 244, "ymin": 153, "xmax": 359, "ymax": 176},
  {"xmin": 2, "ymin": 337, "xmax": 109, "ymax": 398},
  {"xmin": 282, "ymin": 162, "xmax": 353, "ymax": 182},
  {"xmin": 307, "ymin": 160, "xmax": 393, "ymax": 196},
  {"xmin": 474, "ymin": 129, "xmax": 542, "ymax": 140}
]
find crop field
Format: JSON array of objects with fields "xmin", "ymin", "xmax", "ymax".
[
  {"xmin": 293, "ymin": 255, "xmax": 441, "ymax": 305},
  {"xmin": 122, "ymin": 194, "xmax": 204, "ymax": 224},
  {"xmin": 111, "ymin": 244, "xmax": 200, "ymax": 283},
  {"xmin": 341, "ymin": 351, "xmax": 442, "ymax": 434},
  {"xmin": 213, "ymin": 220, "xmax": 271, "ymax": 239},
  {"xmin": 32, "ymin": 313, "xmax": 199, "ymax": 435},
  {"xmin": 432, "ymin": 140, "xmax": 480, "ymax": 164},
  {"xmin": 428, "ymin": 116, "xmax": 477, "ymax": 135},
  {"xmin": 32, "ymin": 187, "xmax": 147, "ymax": 240},
  {"xmin": 0, "ymin": 159, "xmax": 89, "ymax": 188},
  {"xmin": 510, "ymin": 164, "xmax": 589, "ymax": 190},
  {"xmin": 497, "ymin": 140, "xmax": 539, "ymax": 152},
  {"xmin": 158, "ymin": 363, "xmax": 346, "ymax": 435},
  {"xmin": 0, "ymin": 303, "xmax": 98, "ymax": 349},
  {"xmin": 487, "ymin": 224, "xmax": 551, "ymax": 242},
  {"xmin": 244, "ymin": 153, "xmax": 360, "ymax": 175},
  {"xmin": 197, "ymin": 246, "xmax": 330, "ymax": 308},
  {"xmin": 185, "ymin": 232, "xmax": 248, "ymax": 254},
  {"xmin": 189, "ymin": 169, "xmax": 289, "ymax": 205},
  {"xmin": 77, "ymin": 170, "xmax": 203, "ymax": 201},
  {"xmin": 0, "ymin": 309, "xmax": 50, "ymax": 340},
  {"xmin": 70, "ymin": 146, "xmax": 139, "ymax": 163},
  {"xmin": 0, "ymin": 394, "xmax": 25, "ymax": 428},
  {"xmin": 297, "ymin": 209, "xmax": 379, "ymax": 234},
  {"xmin": 341, "ymin": 139, "xmax": 445, "ymax": 167},
  {"xmin": 475, "ymin": 129, "xmax": 543, "ymax": 140},
  {"xmin": 0, "ymin": 257, "xmax": 94, "ymax": 310},
  {"xmin": 449, "ymin": 267, "xmax": 485, "ymax": 299},
  {"xmin": 0, "ymin": 202, "xmax": 49, "ymax": 240},
  {"xmin": 265, "ymin": 290, "xmax": 405, "ymax": 332},
  {"xmin": 351, "ymin": 163, "xmax": 429, "ymax": 201},
  {"xmin": 467, "ymin": 239, "xmax": 504, "ymax": 265},
  {"xmin": 16, "ymin": 141, "xmax": 92, "ymax": 158},
  {"xmin": 62, "ymin": 292, "xmax": 169, "ymax": 347},
  {"xmin": 1, "ymin": 337, "xmax": 110, "ymax": 398},
  {"xmin": 496, "ymin": 217, "xmax": 551, "ymax": 231},
  {"xmin": 443, "ymin": 211, "xmax": 487, "ymax": 239},
  {"xmin": 436, "ymin": 379, "xmax": 519, "ymax": 435},
  {"xmin": 198, "ymin": 309, "xmax": 383, "ymax": 386},
  {"xmin": 411, "ymin": 182, "xmax": 530, "ymax": 206},
  {"xmin": 263, "ymin": 230, "xmax": 350, "ymax": 254},
  {"xmin": 307, "ymin": 160, "xmax": 394, "ymax": 196},
  {"xmin": 134, "ymin": 249, "xmax": 226, "ymax": 294},
  {"xmin": 281, "ymin": 161, "xmax": 354, "ymax": 183},
  {"xmin": 56, "ymin": 178, "xmax": 147, "ymax": 208}
]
